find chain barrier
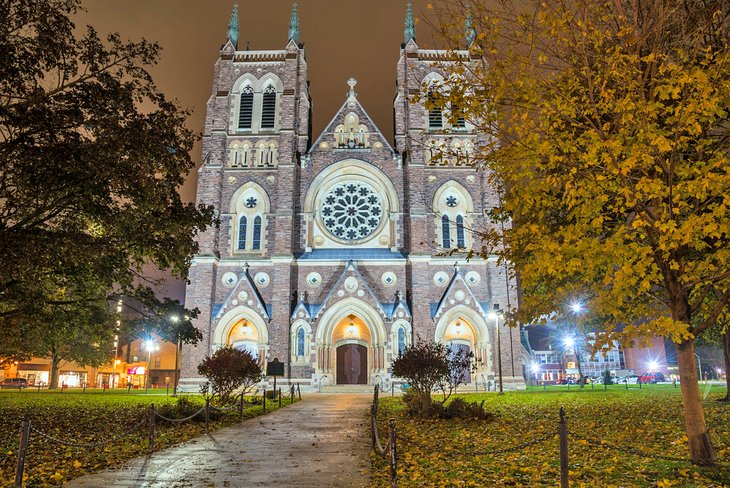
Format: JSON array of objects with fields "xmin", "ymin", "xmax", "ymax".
[
  {"xmin": 29, "ymin": 417, "xmax": 147, "ymax": 449},
  {"xmin": 209, "ymin": 403, "xmax": 238, "ymax": 412},
  {"xmin": 154, "ymin": 407, "xmax": 206, "ymax": 423},
  {"xmin": 568, "ymin": 430, "xmax": 690, "ymax": 463}
]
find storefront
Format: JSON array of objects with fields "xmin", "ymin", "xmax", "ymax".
[
  {"xmin": 126, "ymin": 366, "xmax": 146, "ymax": 388},
  {"xmin": 58, "ymin": 370, "xmax": 87, "ymax": 387},
  {"xmin": 17, "ymin": 363, "xmax": 50, "ymax": 386}
]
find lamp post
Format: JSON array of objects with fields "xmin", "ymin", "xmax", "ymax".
[
  {"xmin": 568, "ymin": 302, "xmax": 585, "ymax": 388},
  {"xmin": 170, "ymin": 315, "xmax": 180, "ymax": 396},
  {"xmin": 531, "ymin": 363, "xmax": 540, "ymax": 388},
  {"xmin": 145, "ymin": 339, "xmax": 159, "ymax": 395},
  {"xmin": 488, "ymin": 306, "xmax": 503, "ymax": 394}
]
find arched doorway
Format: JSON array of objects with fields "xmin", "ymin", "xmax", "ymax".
[
  {"xmin": 435, "ymin": 307, "xmax": 492, "ymax": 384},
  {"xmin": 314, "ymin": 298, "xmax": 388, "ymax": 386},
  {"xmin": 333, "ymin": 315, "xmax": 370, "ymax": 384},
  {"xmin": 443, "ymin": 319, "xmax": 474, "ymax": 384},
  {"xmin": 212, "ymin": 306, "xmax": 270, "ymax": 369}
]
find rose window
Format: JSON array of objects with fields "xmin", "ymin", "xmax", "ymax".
[{"xmin": 320, "ymin": 182, "xmax": 383, "ymax": 241}]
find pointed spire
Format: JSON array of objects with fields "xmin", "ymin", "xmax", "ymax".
[
  {"xmin": 288, "ymin": 3, "xmax": 300, "ymax": 44},
  {"xmin": 227, "ymin": 3, "xmax": 239, "ymax": 49},
  {"xmin": 465, "ymin": 12, "xmax": 476, "ymax": 46},
  {"xmin": 404, "ymin": 2, "xmax": 416, "ymax": 44}
]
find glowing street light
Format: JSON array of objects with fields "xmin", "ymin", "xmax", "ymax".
[
  {"xmin": 570, "ymin": 302, "xmax": 583, "ymax": 314},
  {"xmin": 145, "ymin": 339, "xmax": 159, "ymax": 395},
  {"xmin": 648, "ymin": 360, "xmax": 659, "ymax": 372},
  {"xmin": 563, "ymin": 336, "xmax": 575, "ymax": 348}
]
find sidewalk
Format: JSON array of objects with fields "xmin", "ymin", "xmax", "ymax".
[{"xmin": 65, "ymin": 394, "xmax": 371, "ymax": 487}]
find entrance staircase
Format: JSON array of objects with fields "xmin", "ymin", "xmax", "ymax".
[{"xmin": 320, "ymin": 384, "xmax": 376, "ymax": 394}]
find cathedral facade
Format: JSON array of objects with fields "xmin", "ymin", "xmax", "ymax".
[{"xmin": 179, "ymin": 4, "xmax": 524, "ymax": 391}]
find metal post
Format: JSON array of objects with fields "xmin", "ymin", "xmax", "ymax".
[
  {"xmin": 496, "ymin": 315, "xmax": 503, "ymax": 394},
  {"xmin": 298, "ymin": 383, "xmax": 302, "ymax": 400},
  {"xmin": 263, "ymin": 388, "xmax": 267, "ymax": 413},
  {"xmin": 638, "ymin": 378, "xmax": 642, "ymax": 389},
  {"xmin": 391, "ymin": 382, "xmax": 394, "ymax": 397},
  {"xmin": 278, "ymin": 388, "xmax": 282, "ymax": 408},
  {"xmin": 290, "ymin": 385, "xmax": 294, "ymax": 403},
  {"xmin": 148, "ymin": 404, "xmax": 155, "ymax": 453},
  {"xmin": 204, "ymin": 398, "xmax": 210, "ymax": 435},
  {"xmin": 14, "ymin": 419, "xmax": 30, "ymax": 488},
  {"xmin": 559, "ymin": 407, "xmax": 569, "ymax": 488},
  {"xmin": 239, "ymin": 393, "xmax": 245, "ymax": 423},
  {"xmin": 389, "ymin": 418, "xmax": 397, "ymax": 488}
]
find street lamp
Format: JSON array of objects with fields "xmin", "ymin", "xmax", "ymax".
[
  {"xmin": 648, "ymin": 360, "xmax": 659, "ymax": 372},
  {"xmin": 563, "ymin": 335, "xmax": 584, "ymax": 387},
  {"xmin": 567, "ymin": 302, "xmax": 586, "ymax": 388},
  {"xmin": 530, "ymin": 363, "xmax": 540, "ymax": 387},
  {"xmin": 145, "ymin": 339, "xmax": 159, "ymax": 395},
  {"xmin": 170, "ymin": 315, "xmax": 181, "ymax": 396},
  {"xmin": 487, "ymin": 305, "xmax": 503, "ymax": 395}
]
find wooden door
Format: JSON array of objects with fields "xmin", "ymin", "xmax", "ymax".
[{"xmin": 336, "ymin": 344, "xmax": 367, "ymax": 384}]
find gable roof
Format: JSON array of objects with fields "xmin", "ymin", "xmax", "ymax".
[
  {"xmin": 212, "ymin": 264, "xmax": 271, "ymax": 322},
  {"xmin": 431, "ymin": 265, "xmax": 487, "ymax": 321}
]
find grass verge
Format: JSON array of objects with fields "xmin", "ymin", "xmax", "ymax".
[
  {"xmin": 371, "ymin": 386, "xmax": 730, "ymax": 487},
  {"xmin": 0, "ymin": 391, "xmax": 296, "ymax": 487}
]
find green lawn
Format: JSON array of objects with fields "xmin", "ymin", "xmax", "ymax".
[
  {"xmin": 371, "ymin": 385, "xmax": 730, "ymax": 487},
  {"xmin": 0, "ymin": 390, "xmax": 295, "ymax": 487}
]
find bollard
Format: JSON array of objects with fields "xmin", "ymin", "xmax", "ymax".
[
  {"xmin": 83, "ymin": 383, "xmax": 86, "ymax": 394},
  {"xmin": 543, "ymin": 381, "xmax": 546, "ymax": 391},
  {"xmin": 290, "ymin": 385, "xmax": 294, "ymax": 403},
  {"xmin": 389, "ymin": 418, "xmax": 397, "ymax": 488},
  {"xmin": 166, "ymin": 385, "xmax": 169, "ymax": 396},
  {"xmin": 263, "ymin": 388, "xmax": 267, "ymax": 413},
  {"xmin": 278, "ymin": 388, "xmax": 282, "ymax": 408},
  {"xmin": 625, "ymin": 379, "xmax": 628, "ymax": 390},
  {"xmin": 148, "ymin": 404, "xmax": 155, "ymax": 453},
  {"xmin": 239, "ymin": 393, "xmax": 245, "ymax": 423},
  {"xmin": 14, "ymin": 419, "xmax": 30, "ymax": 488},
  {"xmin": 638, "ymin": 378, "xmax": 642, "ymax": 389},
  {"xmin": 558, "ymin": 407, "xmax": 569, "ymax": 488},
  {"xmin": 204, "ymin": 398, "xmax": 210, "ymax": 434},
  {"xmin": 298, "ymin": 383, "xmax": 302, "ymax": 401},
  {"xmin": 391, "ymin": 382, "xmax": 395, "ymax": 397},
  {"xmin": 37, "ymin": 384, "xmax": 41, "ymax": 393}
]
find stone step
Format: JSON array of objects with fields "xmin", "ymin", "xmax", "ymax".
[{"xmin": 320, "ymin": 385, "xmax": 377, "ymax": 394}]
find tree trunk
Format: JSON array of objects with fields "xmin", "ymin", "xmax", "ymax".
[
  {"xmin": 49, "ymin": 353, "xmax": 60, "ymax": 390},
  {"xmin": 676, "ymin": 341, "xmax": 716, "ymax": 465},
  {"xmin": 722, "ymin": 331, "xmax": 730, "ymax": 402}
]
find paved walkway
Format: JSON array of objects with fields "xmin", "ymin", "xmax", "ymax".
[{"xmin": 66, "ymin": 394, "xmax": 371, "ymax": 488}]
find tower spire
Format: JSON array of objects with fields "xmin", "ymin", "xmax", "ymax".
[
  {"xmin": 404, "ymin": 2, "xmax": 416, "ymax": 44},
  {"xmin": 288, "ymin": 3, "xmax": 300, "ymax": 44},
  {"xmin": 465, "ymin": 12, "xmax": 476, "ymax": 46},
  {"xmin": 227, "ymin": 3, "xmax": 239, "ymax": 49}
]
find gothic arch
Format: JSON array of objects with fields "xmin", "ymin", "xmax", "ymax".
[
  {"xmin": 213, "ymin": 305, "xmax": 270, "ymax": 349},
  {"xmin": 315, "ymin": 297, "xmax": 388, "ymax": 346},
  {"xmin": 434, "ymin": 305, "xmax": 489, "ymax": 345},
  {"xmin": 229, "ymin": 181, "xmax": 271, "ymax": 214}
]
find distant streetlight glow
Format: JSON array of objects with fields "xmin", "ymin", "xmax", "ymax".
[
  {"xmin": 648, "ymin": 360, "xmax": 659, "ymax": 371},
  {"xmin": 570, "ymin": 302, "xmax": 583, "ymax": 314},
  {"xmin": 563, "ymin": 336, "xmax": 575, "ymax": 348},
  {"xmin": 170, "ymin": 315, "xmax": 180, "ymax": 323},
  {"xmin": 531, "ymin": 363, "xmax": 540, "ymax": 373}
]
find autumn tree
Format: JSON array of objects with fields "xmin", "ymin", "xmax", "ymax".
[
  {"xmin": 429, "ymin": 0, "xmax": 729, "ymax": 465},
  {"xmin": 0, "ymin": 0, "xmax": 215, "ymax": 352}
]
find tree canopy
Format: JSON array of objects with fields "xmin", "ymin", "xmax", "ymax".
[
  {"xmin": 0, "ymin": 0, "xmax": 215, "ymax": 354},
  {"xmin": 430, "ymin": 0, "xmax": 729, "ymax": 465}
]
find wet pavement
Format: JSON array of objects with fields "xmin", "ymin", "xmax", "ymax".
[{"xmin": 65, "ymin": 394, "xmax": 371, "ymax": 488}]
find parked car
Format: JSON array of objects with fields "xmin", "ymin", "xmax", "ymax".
[
  {"xmin": 639, "ymin": 372, "xmax": 666, "ymax": 384},
  {"xmin": 624, "ymin": 375, "xmax": 640, "ymax": 384},
  {"xmin": 0, "ymin": 378, "xmax": 28, "ymax": 389}
]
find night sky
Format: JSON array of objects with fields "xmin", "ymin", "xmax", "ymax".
[{"xmin": 78, "ymin": 1, "xmax": 436, "ymax": 300}]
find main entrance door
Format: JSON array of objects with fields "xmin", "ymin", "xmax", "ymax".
[
  {"xmin": 336, "ymin": 344, "xmax": 367, "ymax": 384},
  {"xmin": 450, "ymin": 343, "xmax": 472, "ymax": 384}
]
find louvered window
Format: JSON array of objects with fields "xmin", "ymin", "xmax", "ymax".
[
  {"xmin": 238, "ymin": 86, "xmax": 253, "ymax": 130},
  {"xmin": 261, "ymin": 86, "xmax": 276, "ymax": 129},
  {"xmin": 237, "ymin": 216, "xmax": 247, "ymax": 250},
  {"xmin": 252, "ymin": 216, "xmax": 262, "ymax": 250},
  {"xmin": 441, "ymin": 215, "xmax": 450, "ymax": 248},
  {"xmin": 456, "ymin": 215, "xmax": 465, "ymax": 248},
  {"xmin": 428, "ymin": 91, "xmax": 443, "ymax": 130}
]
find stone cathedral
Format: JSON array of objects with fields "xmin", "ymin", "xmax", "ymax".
[{"xmin": 179, "ymin": 4, "xmax": 524, "ymax": 391}]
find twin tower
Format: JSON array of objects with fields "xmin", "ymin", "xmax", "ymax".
[{"xmin": 179, "ymin": 4, "xmax": 524, "ymax": 391}]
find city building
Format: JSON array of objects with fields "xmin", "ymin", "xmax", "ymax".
[{"xmin": 179, "ymin": 4, "xmax": 524, "ymax": 391}]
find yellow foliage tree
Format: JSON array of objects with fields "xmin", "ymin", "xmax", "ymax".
[{"xmin": 431, "ymin": 0, "xmax": 729, "ymax": 465}]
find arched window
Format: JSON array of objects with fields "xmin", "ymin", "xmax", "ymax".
[
  {"xmin": 441, "ymin": 215, "xmax": 450, "ymax": 248},
  {"xmin": 261, "ymin": 85, "xmax": 276, "ymax": 129},
  {"xmin": 456, "ymin": 215, "xmax": 465, "ymax": 248},
  {"xmin": 252, "ymin": 216, "xmax": 262, "ymax": 250},
  {"xmin": 238, "ymin": 86, "xmax": 254, "ymax": 130},
  {"xmin": 397, "ymin": 327, "xmax": 406, "ymax": 356},
  {"xmin": 237, "ymin": 216, "xmax": 247, "ymax": 250},
  {"xmin": 296, "ymin": 327, "xmax": 305, "ymax": 357},
  {"xmin": 428, "ymin": 91, "xmax": 443, "ymax": 130}
]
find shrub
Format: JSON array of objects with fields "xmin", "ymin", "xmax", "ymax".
[
  {"xmin": 197, "ymin": 346, "xmax": 263, "ymax": 402},
  {"xmin": 403, "ymin": 391, "xmax": 493, "ymax": 420},
  {"xmin": 155, "ymin": 397, "xmax": 221, "ymax": 422},
  {"xmin": 603, "ymin": 369, "xmax": 614, "ymax": 385},
  {"xmin": 392, "ymin": 340, "xmax": 475, "ymax": 417},
  {"xmin": 444, "ymin": 398, "xmax": 493, "ymax": 420}
]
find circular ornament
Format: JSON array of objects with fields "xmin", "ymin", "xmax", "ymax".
[
  {"xmin": 434, "ymin": 271, "xmax": 449, "ymax": 286},
  {"xmin": 254, "ymin": 272, "xmax": 270, "ymax": 288},
  {"xmin": 222, "ymin": 272, "xmax": 238, "ymax": 288},
  {"xmin": 306, "ymin": 272, "xmax": 322, "ymax": 287},
  {"xmin": 381, "ymin": 272, "xmax": 397, "ymax": 287}
]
